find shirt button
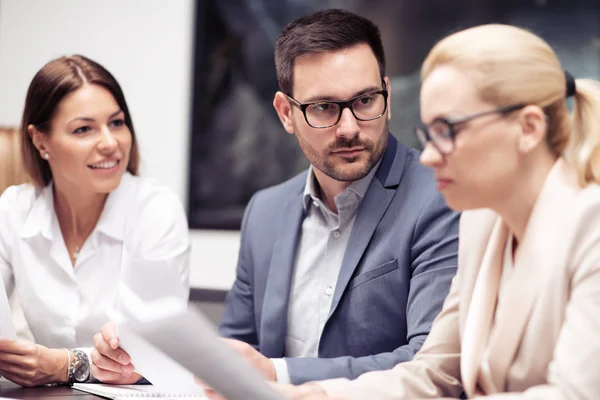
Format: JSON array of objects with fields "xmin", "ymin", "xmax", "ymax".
[
  {"xmin": 332, "ymin": 230, "xmax": 341, "ymax": 239},
  {"xmin": 325, "ymin": 286, "xmax": 333, "ymax": 296}
]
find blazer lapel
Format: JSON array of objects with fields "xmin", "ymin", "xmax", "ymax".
[
  {"xmin": 327, "ymin": 134, "xmax": 405, "ymax": 319},
  {"xmin": 484, "ymin": 159, "xmax": 579, "ymax": 391},
  {"xmin": 460, "ymin": 218, "xmax": 507, "ymax": 398},
  {"xmin": 259, "ymin": 191, "xmax": 305, "ymax": 357}
]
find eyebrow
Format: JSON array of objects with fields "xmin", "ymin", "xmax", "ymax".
[
  {"xmin": 68, "ymin": 109, "xmax": 123, "ymax": 124},
  {"xmin": 302, "ymin": 85, "xmax": 383, "ymax": 103}
]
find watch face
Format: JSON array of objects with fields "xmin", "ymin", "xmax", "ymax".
[
  {"xmin": 74, "ymin": 361, "xmax": 90, "ymax": 382},
  {"xmin": 73, "ymin": 352, "xmax": 91, "ymax": 382}
]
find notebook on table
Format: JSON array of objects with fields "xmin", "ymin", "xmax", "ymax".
[{"xmin": 72, "ymin": 383, "xmax": 206, "ymax": 399}]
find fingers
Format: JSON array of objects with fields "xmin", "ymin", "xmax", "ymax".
[
  {"xmin": 0, "ymin": 361, "xmax": 32, "ymax": 380},
  {"xmin": 100, "ymin": 321, "xmax": 119, "ymax": 350},
  {"xmin": 204, "ymin": 388, "xmax": 228, "ymax": 400},
  {"xmin": 0, "ymin": 352, "xmax": 35, "ymax": 368},
  {"xmin": 1, "ymin": 371, "xmax": 32, "ymax": 387},
  {"xmin": 0, "ymin": 339, "xmax": 36, "ymax": 356},
  {"xmin": 93, "ymin": 332, "xmax": 130, "ymax": 365},
  {"xmin": 90, "ymin": 348, "xmax": 134, "ymax": 376},
  {"xmin": 0, "ymin": 361, "xmax": 44, "ymax": 387},
  {"xmin": 272, "ymin": 383, "xmax": 329, "ymax": 399},
  {"xmin": 93, "ymin": 324, "xmax": 137, "ymax": 385},
  {"xmin": 222, "ymin": 338, "xmax": 249, "ymax": 353},
  {"xmin": 90, "ymin": 361, "xmax": 142, "ymax": 385},
  {"xmin": 193, "ymin": 376, "xmax": 212, "ymax": 390}
]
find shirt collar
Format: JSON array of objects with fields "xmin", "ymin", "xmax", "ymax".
[
  {"xmin": 302, "ymin": 159, "xmax": 382, "ymax": 212},
  {"xmin": 20, "ymin": 184, "xmax": 55, "ymax": 240},
  {"xmin": 94, "ymin": 172, "xmax": 135, "ymax": 241},
  {"xmin": 19, "ymin": 172, "xmax": 134, "ymax": 241}
]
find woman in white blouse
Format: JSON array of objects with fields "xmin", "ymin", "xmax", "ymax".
[{"xmin": 0, "ymin": 55, "xmax": 190, "ymax": 387}]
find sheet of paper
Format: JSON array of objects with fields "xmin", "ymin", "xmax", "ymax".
[
  {"xmin": 113, "ymin": 283, "xmax": 285, "ymax": 400},
  {"xmin": 116, "ymin": 324, "xmax": 203, "ymax": 395},
  {"xmin": 0, "ymin": 276, "xmax": 16, "ymax": 340},
  {"xmin": 73, "ymin": 383, "xmax": 206, "ymax": 399}
]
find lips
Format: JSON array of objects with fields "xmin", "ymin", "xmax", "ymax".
[
  {"xmin": 333, "ymin": 147, "xmax": 365, "ymax": 155},
  {"xmin": 435, "ymin": 177, "xmax": 453, "ymax": 190},
  {"xmin": 89, "ymin": 159, "xmax": 120, "ymax": 169}
]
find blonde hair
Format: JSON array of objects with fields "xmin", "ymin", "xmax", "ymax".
[
  {"xmin": 0, "ymin": 127, "xmax": 30, "ymax": 194},
  {"xmin": 421, "ymin": 24, "xmax": 600, "ymax": 186}
]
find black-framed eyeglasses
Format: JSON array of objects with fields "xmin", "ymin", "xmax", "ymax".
[
  {"xmin": 414, "ymin": 104, "xmax": 525, "ymax": 155},
  {"xmin": 286, "ymin": 82, "xmax": 388, "ymax": 129}
]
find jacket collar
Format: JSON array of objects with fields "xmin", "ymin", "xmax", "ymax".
[{"xmin": 461, "ymin": 158, "xmax": 580, "ymax": 396}]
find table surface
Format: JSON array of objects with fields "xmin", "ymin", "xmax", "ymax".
[{"xmin": 0, "ymin": 380, "xmax": 100, "ymax": 400}]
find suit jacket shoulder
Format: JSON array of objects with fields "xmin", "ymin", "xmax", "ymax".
[{"xmin": 249, "ymin": 170, "xmax": 307, "ymax": 214}]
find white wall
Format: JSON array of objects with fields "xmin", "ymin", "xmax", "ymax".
[{"xmin": 0, "ymin": 0, "xmax": 239, "ymax": 291}]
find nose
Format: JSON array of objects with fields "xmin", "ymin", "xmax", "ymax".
[
  {"xmin": 335, "ymin": 108, "xmax": 359, "ymax": 139},
  {"xmin": 97, "ymin": 125, "xmax": 118, "ymax": 153},
  {"xmin": 419, "ymin": 142, "xmax": 444, "ymax": 168}
]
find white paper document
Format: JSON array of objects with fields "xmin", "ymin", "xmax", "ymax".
[
  {"xmin": 73, "ymin": 383, "xmax": 206, "ymax": 399},
  {"xmin": 112, "ymin": 283, "xmax": 285, "ymax": 400}
]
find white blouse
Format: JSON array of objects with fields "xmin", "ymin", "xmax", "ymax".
[{"xmin": 0, "ymin": 172, "xmax": 190, "ymax": 349}]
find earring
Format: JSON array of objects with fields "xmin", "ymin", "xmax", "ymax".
[
  {"xmin": 43, "ymin": 152, "xmax": 50, "ymax": 160},
  {"xmin": 517, "ymin": 141, "xmax": 525, "ymax": 151}
]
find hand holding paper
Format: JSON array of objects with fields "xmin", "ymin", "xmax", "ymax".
[
  {"xmin": 91, "ymin": 321, "xmax": 140, "ymax": 384},
  {"xmin": 112, "ymin": 282, "xmax": 286, "ymax": 400},
  {"xmin": 221, "ymin": 338, "xmax": 277, "ymax": 381}
]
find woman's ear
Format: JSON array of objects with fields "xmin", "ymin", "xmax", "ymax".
[
  {"xmin": 273, "ymin": 92, "xmax": 296, "ymax": 134},
  {"xmin": 28, "ymin": 124, "xmax": 48, "ymax": 155},
  {"xmin": 517, "ymin": 105, "xmax": 546, "ymax": 154}
]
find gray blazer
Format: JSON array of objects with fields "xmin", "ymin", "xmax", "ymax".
[{"xmin": 219, "ymin": 134, "xmax": 459, "ymax": 384}]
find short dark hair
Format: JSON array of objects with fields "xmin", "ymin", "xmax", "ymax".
[
  {"xmin": 275, "ymin": 9, "xmax": 386, "ymax": 95},
  {"xmin": 20, "ymin": 55, "xmax": 140, "ymax": 187}
]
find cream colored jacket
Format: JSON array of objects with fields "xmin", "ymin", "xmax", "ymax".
[{"xmin": 318, "ymin": 159, "xmax": 600, "ymax": 399}]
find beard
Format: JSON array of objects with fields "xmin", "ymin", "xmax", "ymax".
[{"xmin": 294, "ymin": 119, "xmax": 389, "ymax": 182}]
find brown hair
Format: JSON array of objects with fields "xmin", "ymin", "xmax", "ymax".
[
  {"xmin": 0, "ymin": 126, "xmax": 30, "ymax": 193},
  {"xmin": 21, "ymin": 55, "xmax": 140, "ymax": 188},
  {"xmin": 421, "ymin": 24, "xmax": 600, "ymax": 186},
  {"xmin": 275, "ymin": 9, "xmax": 386, "ymax": 96}
]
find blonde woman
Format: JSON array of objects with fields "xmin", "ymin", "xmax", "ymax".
[
  {"xmin": 0, "ymin": 55, "xmax": 190, "ymax": 387},
  {"xmin": 264, "ymin": 24, "xmax": 600, "ymax": 400}
]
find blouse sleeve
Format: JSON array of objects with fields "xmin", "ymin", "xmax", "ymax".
[
  {"xmin": 121, "ymin": 186, "xmax": 191, "ymax": 305},
  {"xmin": 0, "ymin": 187, "xmax": 18, "ymax": 297}
]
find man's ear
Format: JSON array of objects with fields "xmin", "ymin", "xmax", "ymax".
[
  {"xmin": 384, "ymin": 76, "xmax": 391, "ymax": 121},
  {"xmin": 273, "ymin": 92, "xmax": 295, "ymax": 134},
  {"xmin": 516, "ymin": 105, "xmax": 546, "ymax": 154},
  {"xmin": 28, "ymin": 124, "xmax": 49, "ymax": 156}
]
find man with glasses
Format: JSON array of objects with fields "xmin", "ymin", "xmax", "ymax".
[{"xmin": 218, "ymin": 9, "xmax": 460, "ymax": 385}]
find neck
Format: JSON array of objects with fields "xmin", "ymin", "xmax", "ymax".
[
  {"xmin": 312, "ymin": 168, "xmax": 353, "ymax": 213},
  {"xmin": 53, "ymin": 183, "xmax": 107, "ymax": 243},
  {"xmin": 491, "ymin": 151, "xmax": 557, "ymax": 246}
]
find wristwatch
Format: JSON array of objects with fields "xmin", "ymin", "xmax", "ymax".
[{"xmin": 68, "ymin": 349, "xmax": 91, "ymax": 383}]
